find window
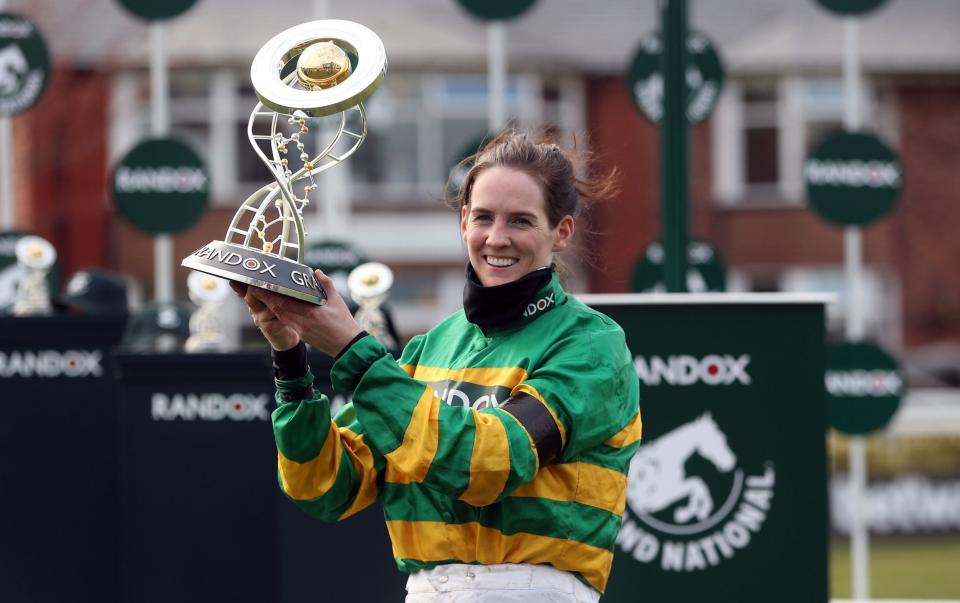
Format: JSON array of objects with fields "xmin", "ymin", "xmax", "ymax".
[
  {"xmin": 713, "ymin": 76, "xmax": 875, "ymax": 207},
  {"xmin": 111, "ymin": 69, "xmax": 568, "ymax": 207}
]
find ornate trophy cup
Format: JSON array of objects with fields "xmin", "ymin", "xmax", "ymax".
[
  {"xmin": 185, "ymin": 270, "xmax": 237, "ymax": 352},
  {"xmin": 12, "ymin": 235, "xmax": 56, "ymax": 316},
  {"xmin": 347, "ymin": 261, "xmax": 396, "ymax": 351},
  {"xmin": 182, "ymin": 21, "xmax": 387, "ymax": 303}
]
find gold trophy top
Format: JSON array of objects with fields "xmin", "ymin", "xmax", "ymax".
[{"xmin": 296, "ymin": 42, "xmax": 352, "ymax": 90}]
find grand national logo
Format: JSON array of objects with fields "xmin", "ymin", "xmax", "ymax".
[{"xmin": 618, "ymin": 413, "xmax": 776, "ymax": 572}]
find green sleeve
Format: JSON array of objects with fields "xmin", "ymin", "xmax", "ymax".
[
  {"xmin": 272, "ymin": 370, "xmax": 384, "ymax": 521},
  {"xmin": 331, "ymin": 336, "xmax": 540, "ymax": 507},
  {"xmin": 514, "ymin": 318, "xmax": 641, "ymax": 462}
]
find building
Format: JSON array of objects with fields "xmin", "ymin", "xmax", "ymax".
[{"xmin": 9, "ymin": 0, "xmax": 960, "ymax": 387}]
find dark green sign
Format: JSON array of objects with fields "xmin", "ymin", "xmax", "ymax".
[
  {"xmin": 826, "ymin": 341, "xmax": 903, "ymax": 435},
  {"xmin": 0, "ymin": 13, "xmax": 51, "ymax": 116},
  {"xmin": 583, "ymin": 298, "xmax": 828, "ymax": 603},
  {"xmin": 457, "ymin": 0, "xmax": 537, "ymax": 21},
  {"xmin": 805, "ymin": 130, "xmax": 903, "ymax": 226},
  {"xmin": 113, "ymin": 137, "xmax": 209, "ymax": 235},
  {"xmin": 627, "ymin": 30, "xmax": 724, "ymax": 124},
  {"xmin": 116, "ymin": 0, "xmax": 198, "ymax": 21},
  {"xmin": 303, "ymin": 239, "xmax": 367, "ymax": 294},
  {"xmin": 632, "ymin": 239, "xmax": 726, "ymax": 293},
  {"xmin": 0, "ymin": 230, "xmax": 59, "ymax": 313},
  {"xmin": 815, "ymin": 0, "xmax": 887, "ymax": 16}
]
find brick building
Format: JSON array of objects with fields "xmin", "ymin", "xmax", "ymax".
[{"xmin": 8, "ymin": 0, "xmax": 960, "ymax": 386}]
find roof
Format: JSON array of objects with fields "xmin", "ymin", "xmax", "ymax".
[{"xmin": 15, "ymin": 0, "xmax": 960, "ymax": 75}]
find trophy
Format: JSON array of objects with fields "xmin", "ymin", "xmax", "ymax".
[
  {"xmin": 347, "ymin": 261, "xmax": 397, "ymax": 352},
  {"xmin": 185, "ymin": 270, "xmax": 237, "ymax": 353},
  {"xmin": 182, "ymin": 20, "xmax": 387, "ymax": 303},
  {"xmin": 12, "ymin": 235, "xmax": 56, "ymax": 316}
]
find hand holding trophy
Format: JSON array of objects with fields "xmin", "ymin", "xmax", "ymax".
[{"xmin": 182, "ymin": 21, "xmax": 387, "ymax": 303}]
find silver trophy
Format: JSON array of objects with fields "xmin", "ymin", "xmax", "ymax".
[
  {"xmin": 348, "ymin": 261, "xmax": 397, "ymax": 352},
  {"xmin": 182, "ymin": 20, "xmax": 387, "ymax": 303},
  {"xmin": 184, "ymin": 270, "xmax": 237, "ymax": 353},
  {"xmin": 12, "ymin": 235, "xmax": 56, "ymax": 316}
]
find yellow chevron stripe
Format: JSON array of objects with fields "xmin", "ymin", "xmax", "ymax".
[
  {"xmin": 337, "ymin": 427, "xmax": 380, "ymax": 520},
  {"xmin": 511, "ymin": 461, "xmax": 628, "ymax": 515},
  {"xmin": 399, "ymin": 365, "xmax": 529, "ymax": 389},
  {"xmin": 458, "ymin": 411, "xmax": 511, "ymax": 507},
  {"xmin": 386, "ymin": 520, "xmax": 612, "ymax": 592},
  {"xmin": 510, "ymin": 383, "xmax": 568, "ymax": 450},
  {"xmin": 604, "ymin": 411, "xmax": 643, "ymax": 449},
  {"xmin": 385, "ymin": 387, "xmax": 439, "ymax": 484},
  {"xmin": 277, "ymin": 421, "xmax": 342, "ymax": 500}
]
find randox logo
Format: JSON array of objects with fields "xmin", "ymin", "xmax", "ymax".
[
  {"xmin": 804, "ymin": 159, "xmax": 901, "ymax": 188},
  {"xmin": 522, "ymin": 292, "xmax": 556, "ymax": 318},
  {"xmin": 825, "ymin": 369, "xmax": 904, "ymax": 398},
  {"xmin": 151, "ymin": 392, "xmax": 270, "ymax": 422},
  {"xmin": 114, "ymin": 166, "xmax": 208, "ymax": 194},
  {"xmin": 0, "ymin": 350, "xmax": 103, "ymax": 378},
  {"xmin": 634, "ymin": 354, "xmax": 751, "ymax": 386},
  {"xmin": 431, "ymin": 380, "xmax": 511, "ymax": 410},
  {"xmin": 193, "ymin": 246, "xmax": 278, "ymax": 278},
  {"xmin": 619, "ymin": 413, "xmax": 776, "ymax": 572}
]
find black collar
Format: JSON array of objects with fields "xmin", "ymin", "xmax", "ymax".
[{"xmin": 463, "ymin": 264, "xmax": 555, "ymax": 328}]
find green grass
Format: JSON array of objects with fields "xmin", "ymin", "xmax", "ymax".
[{"xmin": 831, "ymin": 536, "xmax": 960, "ymax": 599}]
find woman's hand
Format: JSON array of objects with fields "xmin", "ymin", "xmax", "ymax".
[
  {"xmin": 230, "ymin": 281, "xmax": 301, "ymax": 351},
  {"xmin": 236, "ymin": 270, "xmax": 364, "ymax": 357}
]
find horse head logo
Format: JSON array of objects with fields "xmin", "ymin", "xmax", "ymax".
[
  {"xmin": 0, "ymin": 45, "xmax": 29, "ymax": 96},
  {"xmin": 626, "ymin": 412, "xmax": 736, "ymax": 525}
]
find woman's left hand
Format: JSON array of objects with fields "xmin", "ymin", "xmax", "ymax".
[{"xmin": 248, "ymin": 269, "xmax": 364, "ymax": 357}]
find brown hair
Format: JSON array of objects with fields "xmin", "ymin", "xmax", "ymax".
[{"xmin": 451, "ymin": 129, "xmax": 617, "ymax": 228}]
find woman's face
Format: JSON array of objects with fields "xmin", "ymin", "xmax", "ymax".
[{"xmin": 460, "ymin": 166, "xmax": 574, "ymax": 287}]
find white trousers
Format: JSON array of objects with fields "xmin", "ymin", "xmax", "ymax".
[{"xmin": 405, "ymin": 563, "xmax": 601, "ymax": 603}]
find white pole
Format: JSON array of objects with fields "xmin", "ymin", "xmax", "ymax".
[
  {"xmin": 843, "ymin": 17, "xmax": 870, "ymax": 602},
  {"xmin": 0, "ymin": 117, "xmax": 13, "ymax": 229},
  {"xmin": 0, "ymin": 0, "xmax": 15, "ymax": 229},
  {"xmin": 312, "ymin": 0, "xmax": 351, "ymax": 242},
  {"xmin": 487, "ymin": 22, "xmax": 507, "ymax": 131},
  {"xmin": 150, "ymin": 23, "xmax": 173, "ymax": 303}
]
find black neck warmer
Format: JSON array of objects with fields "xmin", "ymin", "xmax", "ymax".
[{"xmin": 463, "ymin": 263, "xmax": 554, "ymax": 328}]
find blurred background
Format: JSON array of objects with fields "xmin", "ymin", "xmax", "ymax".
[{"xmin": 2, "ymin": 0, "xmax": 959, "ymax": 600}]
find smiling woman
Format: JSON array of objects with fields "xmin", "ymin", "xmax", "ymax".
[{"xmin": 232, "ymin": 130, "xmax": 641, "ymax": 603}]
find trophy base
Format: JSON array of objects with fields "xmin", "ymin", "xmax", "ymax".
[{"xmin": 182, "ymin": 241, "xmax": 326, "ymax": 305}]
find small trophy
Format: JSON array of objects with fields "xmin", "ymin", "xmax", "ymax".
[
  {"xmin": 182, "ymin": 20, "xmax": 387, "ymax": 303},
  {"xmin": 185, "ymin": 270, "xmax": 237, "ymax": 353},
  {"xmin": 347, "ymin": 261, "xmax": 397, "ymax": 352},
  {"xmin": 12, "ymin": 235, "xmax": 56, "ymax": 316}
]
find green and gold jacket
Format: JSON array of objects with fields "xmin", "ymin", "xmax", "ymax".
[{"xmin": 272, "ymin": 274, "xmax": 642, "ymax": 592}]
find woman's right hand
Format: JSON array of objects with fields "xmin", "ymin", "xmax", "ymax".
[{"xmin": 230, "ymin": 281, "xmax": 301, "ymax": 352}]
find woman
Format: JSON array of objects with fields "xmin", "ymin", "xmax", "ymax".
[{"xmin": 234, "ymin": 131, "xmax": 642, "ymax": 602}]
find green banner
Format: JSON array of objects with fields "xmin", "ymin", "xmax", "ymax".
[
  {"xmin": 805, "ymin": 130, "xmax": 903, "ymax": 226},
  {"xmin": 626, "ymin": 30, "xmax": 724, "ymax": 125},
  {"xmin": 113, "ymin": 137, "xmax": 210, "ymax": 235},
  {"xmin": 632, "ymin": 239, "xmax": 726, "ymax": 293},
  {"xmin": 0, "ymin": 12, "xmax": 51, "ymax": 116},
  {"xmin": 826, "ymin": 341, "xmax": 904, "ymax": 435},
  {"xmin": 583, "ymin": 297, "xmax": 828, "ymax": 603}
]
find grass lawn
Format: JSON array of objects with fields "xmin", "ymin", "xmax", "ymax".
[{"xmin": 831, "ymin": 536, "xmax": 960, "ymax": 599}]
